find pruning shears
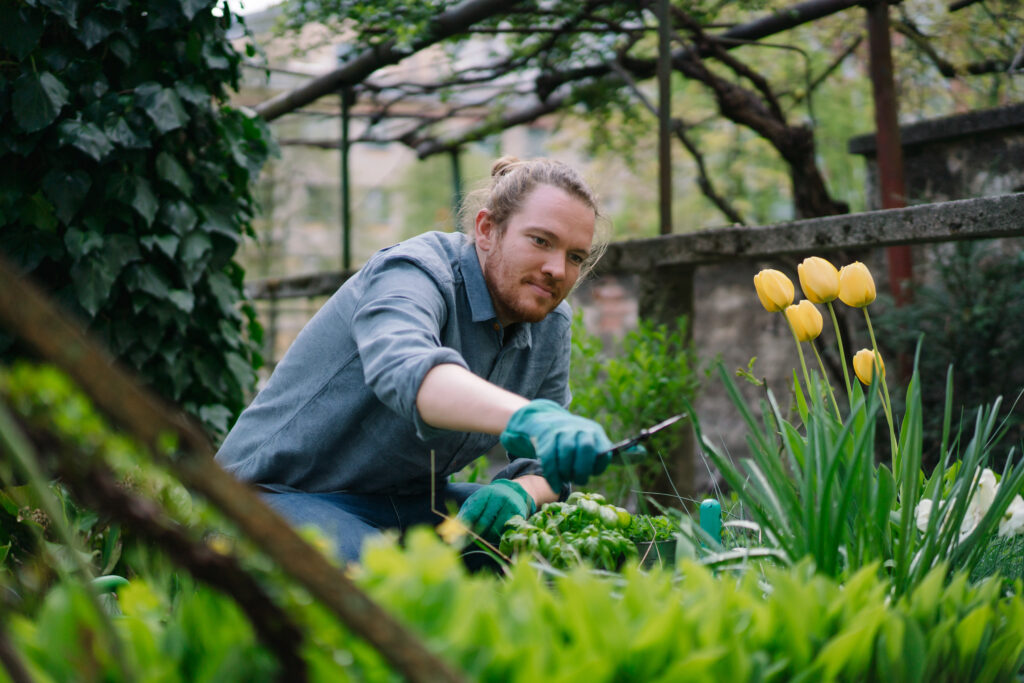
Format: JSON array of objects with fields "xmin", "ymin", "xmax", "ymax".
[{"xmin": 604, "ymin": 412, "xmax": 688, "ymax": 465}]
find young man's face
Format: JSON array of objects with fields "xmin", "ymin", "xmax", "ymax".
[{"xmin": 475, "ymin": 184, "xmax": 596, "ymax": 327}]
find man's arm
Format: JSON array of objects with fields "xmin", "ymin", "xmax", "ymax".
[{"xmin": 416, "ymin": 363, "xmax": 560, "ymax": 505}]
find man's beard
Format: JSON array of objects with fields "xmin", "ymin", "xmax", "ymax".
[{"xmin": 482, "ymin": 245, "xmax": 561, "ymax": 325}]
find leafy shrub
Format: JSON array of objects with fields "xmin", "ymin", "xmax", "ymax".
[
  {"xmin": 0, "ymin": 0, "xmax": 274, "ymax": 435},
  {"xmin": 875, "ymin": 240, "xmax": 1024, "ymax": 470},
  {"xmin": 570, "ymin": 313, "xmax": 700, "ymax": 508}
]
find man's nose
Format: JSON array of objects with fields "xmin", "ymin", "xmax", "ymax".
[{"xmin": 541, "ymin": 252, "xmax": 566, "ymax": 280}]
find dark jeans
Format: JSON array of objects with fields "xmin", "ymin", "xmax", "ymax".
[{"xmin": 260, "ymin": 482, "xmax": 482, "ymax": 563}]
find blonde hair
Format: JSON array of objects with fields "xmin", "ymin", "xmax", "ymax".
[{"xmin": 460, "ymin": 156, "xmax": 610, "ymax": 280}]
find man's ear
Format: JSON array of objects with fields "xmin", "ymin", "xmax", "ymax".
[{"xmin": 475, "ymin": 208, "xmax": 499, "ymax": 252}]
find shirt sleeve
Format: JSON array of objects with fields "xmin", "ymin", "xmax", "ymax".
[{"xmin": 351, "ymin": 259, "xmax": 469, "ymax": 440}]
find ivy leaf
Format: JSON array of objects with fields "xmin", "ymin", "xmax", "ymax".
[
  {"xmin": 205, "ymin": 271, "xmax": 237, "ymax": 311},
  {"xmin": 64, "ymin": 228, "xmax": 103, "ymax": 258},
  {"xmin": 167, "ymin": 289, "xmax": 195, "ymax": 313},
  {"xmin": 39, "ymin": 0, "xmax": 78, "ymax": 29},
  {"xmin": 225, "ymin": 351, "xmax": 255, "ymax": 391},
  {"xmin": 156, "ymin": 152, "xmax": 194, "ymax": 195},
  {"xmin": 135, "ymin": 82, "xmax": 189, "ymax": 134},
  {"xmin": 42, "ymin": 169, "xmax": 92, "ymax": 224},
  {"xmin": 175, "ymin": 82, "xmax": 210, "ymax": 106},
  {"xmin": 57, "ymin": 119, "xmax": 114, "ymax": 161},
  {"xmin": 198, "ymin": 206, "xmax": 239, "ymax": 241},
  {"xmin": 179, "ymin": 231, "xmax": 212, "ymax": 266},
  {"xmin": 103, "ymin": 116, "xmax": 147, "ymax": 149},
  {"xmin": 12, "ymin": 72, "xmax": 69, "ymax": 132},
  {"xmin": 21, "ymin": 192, "xmax": 58, "ymax": 232},
  {"xmin": 141, "ymin": 234, "xmax": 180, "ymax": 259},
  {"xmin": 201, "ymin": 42, "xmax": 231, "ymax": 70},
  {"xmin": 102, "ymin": 233, "xmax": 142, "ymax": 274},
  {"xmin": 180, "ymin": 0, "xmax": 209, "ymax": 21},
  {"xmin": 77, "ymin": 11, "xmax": 116, "ymax": 49},
  {"xmin": 198, "ymin": 405, "xmax": 233, "ymax": 434},
  {"xmin": 160, "ymin": 200, "xmax": 198, "ymax": 235},
  {"xmin": 0, "ymin": 5, "xmax": 45, "ymax": 60},
  {"xmin": 71, "ymin": 257, "xmax": 117, "ymax": 316},
  {"xmin": 108, "ymin": 37, "xmax": 132, "ymax": 64},
  {"xmin": 131, "ymin": 178, "xmax": 159, "ymax": 226},
  {"xmin": 129, "ymin": 263, "xmax": 171, "ymax": 299}
]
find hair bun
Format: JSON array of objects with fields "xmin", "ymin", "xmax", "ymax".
[{"xmin": 490, "ymin": 156, "xmax": 521, "ymax": 178}]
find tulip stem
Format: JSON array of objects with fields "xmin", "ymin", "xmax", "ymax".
[
  {"xmin": 863, "ymin": 309, "xmax": 898, "ymax": 466},
  {"xmin": 827, "ymin": 302, "xmax": 853, "ymax": 405},
  {"xmin": 788, "ymin": 324, "xmax": 814, "ymax": 408},
  {"xmin": 811, "ymin": 341, "xmax": 841, "ymax": 419}
]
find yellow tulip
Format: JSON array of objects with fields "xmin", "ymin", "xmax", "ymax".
[
  {"xmin": 853, "ymin": 348, "xmax": 885, "ymax": 385},
  {"xmin": 797, "ymin": 256, "xmax": 840, "ymax": 304},
  {"xmin": 784, "ymin": 300, "xmax": 823, "ymax": 342},
  {"xmin": 753, "ymin": 269, "xmax": 794, "ymax": 312},
  {"xmin": 838, "ymin": 262, "xmax": 877, "ymax": 307}
]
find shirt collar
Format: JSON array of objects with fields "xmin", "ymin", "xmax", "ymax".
[{"xmin": 459, "ymin": 238, "xmax": 534, "ymax": 348}]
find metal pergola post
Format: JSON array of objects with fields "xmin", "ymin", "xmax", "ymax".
[
  {"xmin": 450, "ymin": 148, "xmax": 463, "ymax": 231},
  {"xmin": 340, "ymin": 87, "xmax": 353, "ymax": 271},
  {"xmin": 656, "ymin": 0, "xmax": 673, "ymax": 236},
  {"xmin": 866, "ymin": 0, "xmax": 912, "ymax": 305}
]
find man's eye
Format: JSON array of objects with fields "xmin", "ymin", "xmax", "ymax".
[
  {"xmin": 569, "ymin": 254, "xmax": 585, "ymax": 265},
  {"xmin": 531, "ymin": 236, "xmax": 548, "ymax": 247}
]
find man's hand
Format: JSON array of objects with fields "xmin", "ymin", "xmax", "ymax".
[
  {"xmin": 457, "ymin": 479, "xmax": 536, "ymax": 543},
  {"xmin": 500, "ymin": 399, "xmax": 614, "ymax": 491}
]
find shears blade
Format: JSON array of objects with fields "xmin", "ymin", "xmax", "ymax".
[{"xmin": 605, "ymin": 412, "xmax": 688, "ymax": 465}]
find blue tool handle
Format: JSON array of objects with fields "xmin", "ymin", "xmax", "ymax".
[{"xmin": 699, "ymin": 499, "xmax": 722, "ymax": 544}]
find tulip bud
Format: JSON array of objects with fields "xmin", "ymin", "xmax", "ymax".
[
  {"xmin": 784, "ymin": 300, "xmax": 823, "ymax": 342},
  {"xmin": 838, "ymin": 262, "xmax": 877, "ymax": 308},
  {"xmin": 797, "ymin": 256, "xmax": 840, "ymax": 304},
  {"xmin": 753, "ymin": 269, "xmax": 794, "ymax": 313},
  {"xmin": 853, "ymin": 348, "xmax": 884, "ymax": 385}
]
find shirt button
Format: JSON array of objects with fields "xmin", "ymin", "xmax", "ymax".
[{"xmin": 493, "ymin": 323, "xmax": 500, "ymax": 331}]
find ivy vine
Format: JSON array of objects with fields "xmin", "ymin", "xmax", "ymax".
[{"xmin": 0, "ymin": 0, "xmax": 275, "ymax": 435}]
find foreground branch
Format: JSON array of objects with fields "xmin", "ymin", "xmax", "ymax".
[{"xmin": 0, "ymin": 254, "xmax": 466, "ymax": 683}]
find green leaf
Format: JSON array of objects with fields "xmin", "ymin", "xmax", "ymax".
[
  {"xmin": 108, "ymin": 37, "xmax": 132, "ymax": 64},
  {"xmin": 175, "ymin": 82, "xmax": 211, "ymax": 106},
  {"xmin": 135, "ymin": 82, "xmax": 189, "ymax": 134},
  {"xmin": 206, "ymin": 272, "xmax": 237, "ymax": 311},
  {"xmin": 57, "ymin": 119, "xmax": 114, "ymax": 161},
  {"xmin": 21, "ymin": 192, "xmax": 58, "ymax": 232},
  {"xmin": 12, "ymin": 72, "xmax": 69, "ymax": 132},
  {"xmin": 39, "ymin": 0, "xmax": 78, "ymax": 28},
  {"xmin": 201, "ymin": 41, "xmax": 231, "ymax": 70},
  {"xmin": 179, "ymin": 231, "xmax": 212, "ymax": 266},
  {"xmin": 103, "ymin": 116, "xmax": 147, "ymax": 149},
  {"xmin": 42, "ymin": 169, "xmax": 92, "ymax": 223},
  {"xmin": 140, "ymin": 234, "xmax": 180, "ymax": 259},
  {"xmin": 129, "ymin": 264, "xmax": 172, "ymax": 299},
  {"xmin": 160, "ymin": 200, "xmax": 198, "ymax": 235},
  {"xmin": 101, "ymin": 234, "xmax": 142, "ymax": 274},
  {"xmin": 130, "ymin": 178, "xmax": 159, "ymax": 226},
  {"xmin": 156, "ymin": 152, "xmax": 194, "ymax": 195},
  {"xmin": 64, "ymin": 228, "xmax": 103, "ymax": 258},
  {"xmin": 70, "ymin": 257, "xmax": 117, "ymax": 315},
  {"xmin": 0, "ymin": 5, "xmax": 45, "ymax": 60},
  {"xmin": 77, "ymin": 11, "xmax": 116, "ymax": 49},
  {"xmin": 168, "ymin": 289, "xmax": 195, "ymax": 313}
]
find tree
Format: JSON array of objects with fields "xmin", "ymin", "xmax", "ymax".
[{"xmin": 271, "ymin": 0, "xmax": 1022, "ymax": 226}]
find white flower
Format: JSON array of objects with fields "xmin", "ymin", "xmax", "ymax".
[
  {"xmin": 915, "ymin": 499, "xmax": 933, "ymax": 533},
  {"xmin": 999, "ymin": 495, "xmax": 1024, "ymax": 537},
  {"xmin": 960, "ymin": 468, "xmax": 999, "ymax": 540}
]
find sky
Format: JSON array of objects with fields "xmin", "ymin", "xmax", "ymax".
[{"xmin": 226, "ymin": 0, "xmax": 281, "ymax": 15}]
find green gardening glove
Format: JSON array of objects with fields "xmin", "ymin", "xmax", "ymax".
[
  {"xmin": 500, "ymin": 399, "xmax": 614, "ymax": 492},
  {"xmin": 457, "ymin": 479, "xmax": 536, "ymax": 543}
]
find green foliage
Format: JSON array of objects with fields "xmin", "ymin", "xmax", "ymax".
[
  {"xmin": 0, "ymin": 0, "xmax": 275, "ymax": 435},
  {"xmin": 695, "ymin": 349, "xmax": 1024, "ymax": 596},
  {"xmin": 570, "ymin": 313, "xmax": 699, "ymax": 505},
  {"xmin": 875, "ymin": 240, "xmax": 1024, "ymax": 471}
]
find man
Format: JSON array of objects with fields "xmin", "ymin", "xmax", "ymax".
[{"xmin": 216, "ymin": 157, "xmax": 615, "ymax": 562}]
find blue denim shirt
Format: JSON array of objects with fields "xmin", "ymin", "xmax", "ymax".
[{"xmin": 216, "ymin": 231, "xmax": 572, "ymax": 495}]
